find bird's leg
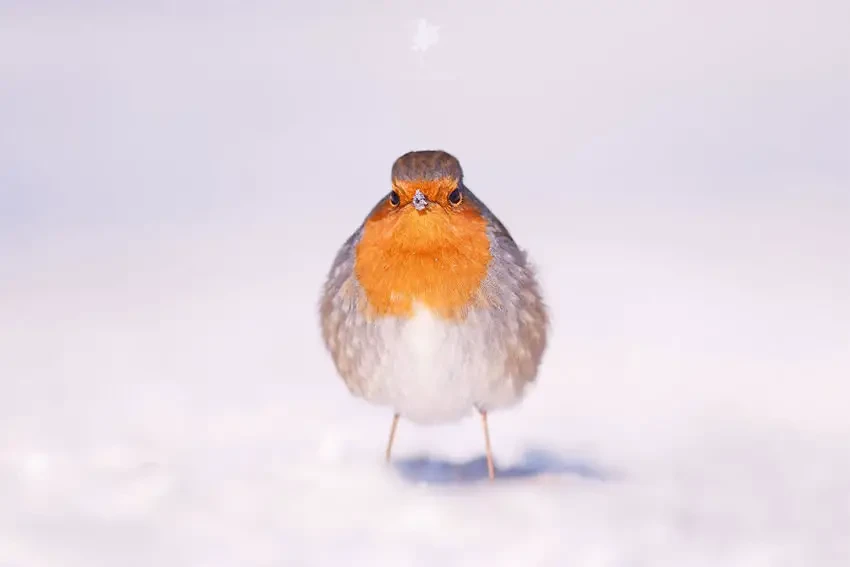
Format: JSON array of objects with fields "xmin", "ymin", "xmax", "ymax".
[
  {"xmin": 385, "ymin": 413, "xmax": 400, "ymax": 463},
  {"xmin": 479, "ymin": 409, "xmax": 495, "ymax": 480}
]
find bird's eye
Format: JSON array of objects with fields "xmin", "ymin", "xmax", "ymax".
[
  {"xmin": 448, "ymin": 188, "xmax": 462, "ymax": 206},
  {"xmin": 389, "ymin": 191, "xmax": 400, "ymax": 206}
]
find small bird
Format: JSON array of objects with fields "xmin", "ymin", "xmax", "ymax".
[{"xmin": 319, "ymin": 150, "xmax": 548, "ymax": 480}]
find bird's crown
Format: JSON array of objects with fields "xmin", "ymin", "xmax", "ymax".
[{"xmin": 391, "ymin": 150, "xmax": 463, "ymax": 183}]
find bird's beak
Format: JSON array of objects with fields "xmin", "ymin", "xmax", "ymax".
[{"xmin": 412, "ymin": 189, "xmax": 429, "ymax": 211}]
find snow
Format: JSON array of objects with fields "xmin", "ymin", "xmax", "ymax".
[{"xmin": 1, "ymin": 2, "xmax": 849, "ymax": 565}]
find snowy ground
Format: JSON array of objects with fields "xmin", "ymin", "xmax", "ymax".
[{"xmin": 1, "ymin": 2, "xmax": 849, "ymax": 566}]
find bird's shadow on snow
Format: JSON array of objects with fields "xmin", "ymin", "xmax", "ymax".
[{"xmin": 393, "ymin": 449, "xmax": 614, "ymax": 485}]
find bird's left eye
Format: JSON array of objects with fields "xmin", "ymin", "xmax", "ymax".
[
  {"xmin": 389, "ymin": 191, "xmax": 400, "ymax": 206},
  {"xmin": 448, "ymin": 188, "xmax": 462, "ymax": 206}
]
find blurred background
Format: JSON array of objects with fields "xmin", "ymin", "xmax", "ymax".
[{"xmin": 1, "ymin": 1, "xmax": 848, "ymax": 565}]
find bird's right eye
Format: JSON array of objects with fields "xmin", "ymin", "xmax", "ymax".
[{"xmin": 389, "ymin": 191, "xmax": 400, "ymax": 206}]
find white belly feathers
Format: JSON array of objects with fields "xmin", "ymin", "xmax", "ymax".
[{"xmin": 363, "ymin": 302, "xmax": 522, "ymax": 424}]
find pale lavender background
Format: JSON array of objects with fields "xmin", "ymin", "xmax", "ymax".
[{"xmin": 0, "ymin": 1, "xmax": 848, "ymax": 565}]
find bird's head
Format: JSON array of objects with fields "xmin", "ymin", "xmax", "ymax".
[
  {"xmin": 361, "ymin": 150, "xmax": 489, "ymax": 251},
  {"xmin": 354, "ymin": 150, "xmax": 493, "ymax": 318}
]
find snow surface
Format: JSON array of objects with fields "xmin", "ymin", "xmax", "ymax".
[{"xmin": 1, "ymin": 2, "xmax": 849, "ymax": 565}]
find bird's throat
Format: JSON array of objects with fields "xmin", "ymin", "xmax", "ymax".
[{"xmin": 354, "ymin": 210, "xmax": 492, "ymax": 320}]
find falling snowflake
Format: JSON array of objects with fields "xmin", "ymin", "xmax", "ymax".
[{"xmin": 411, "ymin": 18, "xmax": 440, "ymax": 53}]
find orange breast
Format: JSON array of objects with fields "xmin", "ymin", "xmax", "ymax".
[{"xmin": 354, "ymin": 197, "xmax": 492, "ymax": 320}]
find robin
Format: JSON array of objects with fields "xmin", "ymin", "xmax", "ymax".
[{"xmin": 319, "ymin": 150, "xmax": 548, "ymax": 480}]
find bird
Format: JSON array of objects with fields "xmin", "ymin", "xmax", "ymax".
[{"xmin": 318, "ymin": 149, "xmax": 548, "ymax": 480}]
